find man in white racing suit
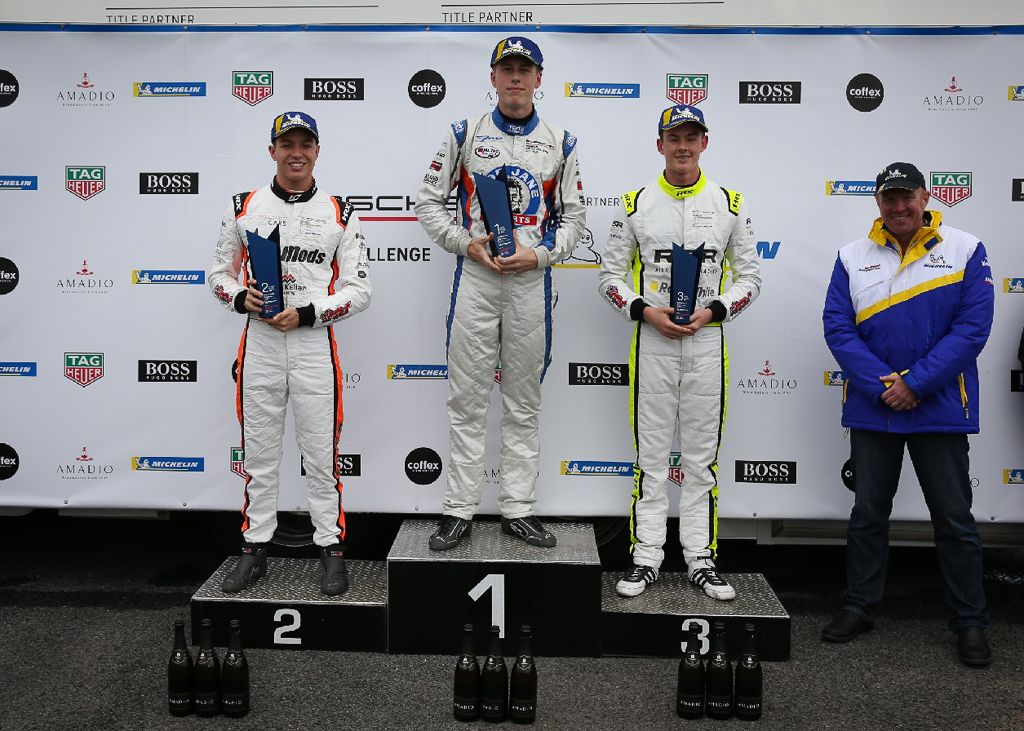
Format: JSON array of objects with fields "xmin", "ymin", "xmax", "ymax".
[
  {"xmin": 415, "ymin": 36, "xmax": 587, "ymax": 550},
  {"xmin": 209, "ymin": 111, "xmax": 371, "ymax": 595},
  {"xmin": 598, "ymin": 105, "xmax": 760, "ymax": 600}
]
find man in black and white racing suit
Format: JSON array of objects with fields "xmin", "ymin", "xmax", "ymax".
[
  {"xmin": 598, "ymin": 105, "xmax": 760, "ymax": 600},
  {"xmin": 415, "ymin": 36, "xmax": 587, "ymax": 551},
  {"xmin": 209, "ymin": 111, "xmax": 371, "ymax": 595}
]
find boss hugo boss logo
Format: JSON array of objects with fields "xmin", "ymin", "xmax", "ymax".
[
  {"xmin": 405, "ymin": 447, "xmax": 442, "ymax": 485},
  {"xmin": 568, "ymin": 362, "xmax": 629, "ymax": 386},
  {"xmin": 847, "ymin": 73, "xmax": 884, "ymax": 112},
  {"xmin": 408, "ymin": 69, "xmax": 446, "ymax": 108},
  {"xmin": 138, "ymin": 360, "xmax": 197, "ymax": 382},
  {"xmin": 139, "ymin": 172, "xmax": 198, "ymax": 194},
  {"xmin": 735, "ymin": 461, "xmax": 797, "ymax": 484},
  {"xmin": 738, "ymin": 81, "xmax": 801, "ymax": 104},
  {"xmin": 304, "ymin": 78, "xmax": 364, "ymax": 101}
]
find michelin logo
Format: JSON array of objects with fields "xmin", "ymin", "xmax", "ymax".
[
  {"xmin": 388, "ymin": 364, "xmax": 448, "ymax": 379},
  {"xmin": 132, "ymin": 270, "xmax": 205, "ymax": 284},
  {"xmin": 132, "ymin": 457, "xmax": 204, "ymax": 472},
  {"xmin": 565, "ymin": 83, "xmax": 640, "ymax": 98},
  {"xmin": 826, "ymin": 181, "xmax": 875, "ymax": 196},
  {"xmin": 561, "ymin": 460, "xmax": 634, "ymax": 476}
]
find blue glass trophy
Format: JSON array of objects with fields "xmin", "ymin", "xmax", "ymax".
[
  {"xmin": 671, "ymin": 243, "xmax": 705, "ymax": 325},
  {"xmin": 245, "ymin": 225, "xmax": 284, "ymax": 318},
  {"xmin": 473, "ymin": 167, "xmax": 517, "ymax": 258}
]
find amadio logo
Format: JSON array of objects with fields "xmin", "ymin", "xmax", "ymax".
[{"xmin": 405, "ymin": 447, "xmax": 442, "ymax": 485}]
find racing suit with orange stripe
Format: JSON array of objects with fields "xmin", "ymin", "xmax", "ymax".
[{"xmin": 209, "ymin": 179, "xmax": 371, "ymax": 547}]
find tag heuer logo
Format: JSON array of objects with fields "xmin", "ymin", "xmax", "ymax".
[
  {"xmin": 232, "ymin": 71, "xmax": 273, "ymax": 106},
  {"xmin": 66, "ymin": 166, "xmax": 105, "ymax": 200},
  {"xmin": 230, "ymin": 447, "xmax": 247, "ymax": 479},
  {"xmin": 930, "ymin": 171, "xmax": 972, "ymax": 207},
  {"xmin": 64, "ymin": 352, "xmax": 104, "ymax": 387},
  {"xmin": 666, "ymin": 74, "xmax": 707, "ymax": 106}
]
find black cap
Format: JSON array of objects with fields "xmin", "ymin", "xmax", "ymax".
[{"xmin": 875, "ymin": 162, "xmax": 926, "ymax": 194}]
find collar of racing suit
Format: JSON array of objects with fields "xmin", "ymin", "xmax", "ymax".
[
  {"xmin": 491, "ymin": 106, "xmax": 539, "ymax": 136},
  {"xmin": 657, "ymin": 170, "xmax": 707, "ymax": 199},
  {"xmin": 271, "ymin": 176, "xmax": 318, "ymax": 204}
]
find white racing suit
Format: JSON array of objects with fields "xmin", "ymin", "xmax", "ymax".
[
  {"xmin": 415, "ymin": 108, "xmax": 586, "ymax": 519},
  {"xmin": 598, "ymin": 171, "xmax": 760, "ymax": 568},
  {"xmin": 209, "ymin": 179, "xmax": 371, "ymax": 547}
]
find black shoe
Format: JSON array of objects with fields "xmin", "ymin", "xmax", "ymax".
[
  {"xmin": 616, "ymin": 564, "xmax": 659, "ymax": 597},
  {"xmin": 500, "ymin": 516, "xmax": 557, "ymax": 547},
  {"xmin": 320, "ymin": 545, "xmax": 349, "ymax": 596},
  {"xmin": 429, "ymin": 515, "xmax": 472, "ymax": 551},
  {"xmin": 956, "ymin": 626, "xmax": 993, "ymax": 667},
  {"xmin": 821, "ymin": 610, "xmax": 874, "ymax": 643},
  {"xmin": 221, "ymin": 542, "xmax": 267, "ymax": 593}
]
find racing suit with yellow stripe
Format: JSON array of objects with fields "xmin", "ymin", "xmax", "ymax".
[{"xmin": 598, "ymin": 171, "xmax": 760, "ymax": 568}]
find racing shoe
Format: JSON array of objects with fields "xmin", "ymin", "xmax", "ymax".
[
  {"xmin": 221, "ymin": 542, "xmax": 267, "ymax": 593},
  {"xmin": 429, "ymin": 515, "xmax": 472, "ymax": 551},
  {"xmin": 320, "ymin": 545, "xmax": 349, "ymax": 596},
  {"xmin": 500, "ymin": 516, "xmax": 557, "ymax": 547},
  {"xmin": 616, "ymin": 564, "xmax": 659, "ymax": 597},
  {"xmin": 688, "ymin": 558, "xmax": 736, "ymax": 601}
]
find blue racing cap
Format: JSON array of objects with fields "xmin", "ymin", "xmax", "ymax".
[
  {"xmin": 490, "ymin": 37, "xmax": 544, "ymax": 69},
  {"xmin": 658, "ymin": 105, "xmax": 708, "ymax": 134},
  {"xmin": 270, "ymin": 111, "xmax": 319, "ymax": 142}
]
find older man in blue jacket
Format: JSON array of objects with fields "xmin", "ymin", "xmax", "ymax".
[{"xmin": 822, "ymin": 162, "xmax": 995, "ymax": 666}]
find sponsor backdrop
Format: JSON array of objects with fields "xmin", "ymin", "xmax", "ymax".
[{"xmin": 2, "ymin": 26, "xmax": 1024, "ymax": 526}]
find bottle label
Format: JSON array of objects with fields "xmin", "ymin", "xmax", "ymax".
[
  {"xmin": 707, "ymin": 697, "xmax": 731, "ymax": 711},
  {"xmin": 735, "ymin": 697, "xmax": 762, "ymax": 712},
  {"xmin": 194, "ymin": 695, "xmax": 219, "ymax": 711},
  {"xmin": 676, "ymin": 695, "xmax": 702, "ymax": 711},
  {"xmin": 168, "ymin": 695, "xmax": 191, "ymax": 709},
  {"xmin": 222, "ymin": 695, "xmax": 247, "ymax": 710},
  {"xmin": 453, "ymin": 698, "xmax": 478, "ymax": 712},
  {"xmin": 509, "ymin": 699, "xmax": 536, "ymax": 713},
  {"xmin": 481, "ymin": 700, "xmax": 505, "ymax": 714}
]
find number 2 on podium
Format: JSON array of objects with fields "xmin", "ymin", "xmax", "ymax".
[{"xmin": 468, "ymin": 573, "xmax": 506, "ymax": 638}]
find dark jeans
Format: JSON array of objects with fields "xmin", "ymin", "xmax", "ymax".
[{"xmin": 842, "ymin": 429, "xmax": 989, "ymax": 632}]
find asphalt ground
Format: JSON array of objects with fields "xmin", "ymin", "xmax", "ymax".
[{"xmin": 1, "ymin": 510, "xmax": 1023, "ymax": 730}]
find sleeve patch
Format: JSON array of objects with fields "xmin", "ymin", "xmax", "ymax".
[
  {"xmin": 721, "ymin": 187, "xmax": 742, "ymax": 217},
  {"xmin": 622, "ymin": 188, "xmax": 644, "ymax": 217},
  {"xmin": 331, "ymin": 196, "xmax": 354, "ymax": 227},
  {"xmin": 232, "ymin": 191, "xmax": 254, "ymax": 218}
]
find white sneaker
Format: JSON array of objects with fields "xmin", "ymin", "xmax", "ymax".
[
  {"xmin": 688, "ymin": 558, "xmax": 736, "ymax": 601},
  {"xmin": 616, "ymin": 564, "xmax": 659, "ymax": 597}
]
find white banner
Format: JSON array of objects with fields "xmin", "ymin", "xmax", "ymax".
[{"xmin": 2, "ymin": 27, "xmax": 1023, "ymax": 525}]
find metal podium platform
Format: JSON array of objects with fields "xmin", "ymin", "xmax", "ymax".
[
  {"xmin": 189, "ymin": 519, "xmax": 791, "ymax": 659},
  {"xmin": 191, "ymin": 557, "xmax": 387, "ymax": 651}
]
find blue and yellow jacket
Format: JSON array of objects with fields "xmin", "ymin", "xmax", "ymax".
[{"xmin": 823, "ymin": 211, "xmax": 994, "ymax": 433}]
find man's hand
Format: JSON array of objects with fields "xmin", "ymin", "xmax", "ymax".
[
  {"xmin": 879, "ymin": 373, "xmax": 920, "ymax": 411},
  {"xmin": 496, "ymin": 244, "xmax": 539, "ymax": 275},
  {"xmin": 466, "ymin": 234, "xmax": 502, "ymax": 272},
  {"xmin": 243, "ymin": 277, "xmax": 264, "ymax": 313},
  {"xmin": 260, "ymin": 307, "xmax": 301, "ymax": 332},
  {"xmin": 642, "ymin": 306, "xmax": 713, "ymax": 339}
]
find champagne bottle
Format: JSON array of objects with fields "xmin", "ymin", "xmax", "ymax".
[
  {"xmin": 167, "ymin": 619, "xmax": 193, "ymax": 716},
  {"xmin": 194, "ymin": 618, "xmax": 221, "ymax": 716},
  {"xmin": 508, "ymin": 625, "xmax": 537, "ymax": 724},
  {"xmin": 676, "ymin": 628, "xmax": 704, "ymax": 719},
  {"xmin": 453, "ymin": 623, "xmax": 481, "ymax": 722},
  {"xmin": 734, "ymin": 622, "xmax": 763, "ymax": 721},
  {"xmin": 705, "ymin": 621, "xmax": 733, "ymax": 720},
  {"xmin": 221, "ymin": 619, "xmax": 250, "ymax": 718},
  {"xmin": 480, "ymin": 625, "xmax": 508, "ymax": 723}
]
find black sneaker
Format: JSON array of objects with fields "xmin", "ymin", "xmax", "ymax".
[
  {"xmin": 500, "ymin": 516, "xmax": 557, "ymax": 547},
  {"xmin": 428, "ymin": 515, "xmax": 472, "ymax": 551},
  {"xmin": 320, "ymin": 545, "xmax": 349, "ymax": 596},
  {"xmin": 221, "ymin": 542, "xmax": 267, "ymax": 593},
  {"xmin": 687, "ymin": 558, "xmax": 736, "ymax": 601},
  {"xmin": 616, "ymin": 564, "xmax": 659, "ymax": 597}
]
